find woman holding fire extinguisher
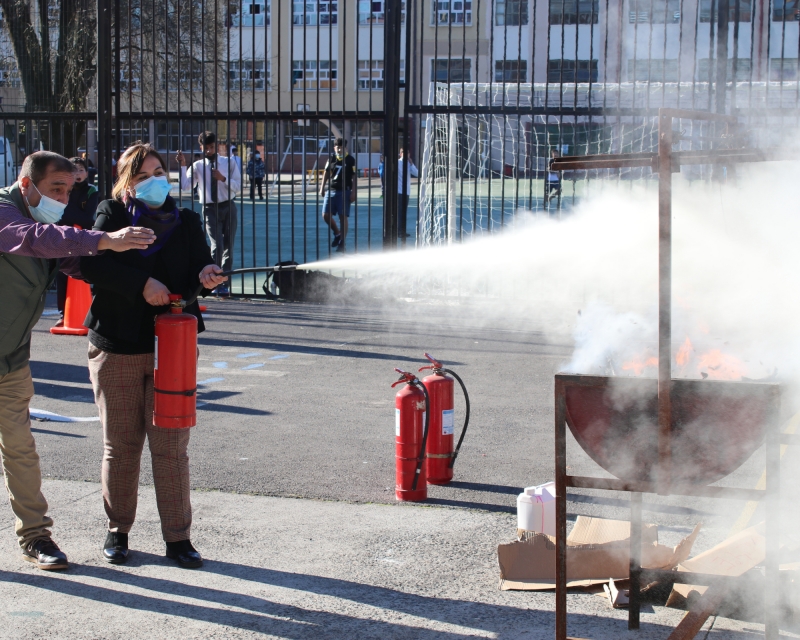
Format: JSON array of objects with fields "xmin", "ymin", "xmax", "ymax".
[{"xmin": 81, "ymin": 142, "xmax": 227, "ymax": 568}]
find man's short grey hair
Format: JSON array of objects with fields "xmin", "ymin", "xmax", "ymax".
[{"xmin": 19, "ymin": 151, "xmax": 76, "ymax": 184}]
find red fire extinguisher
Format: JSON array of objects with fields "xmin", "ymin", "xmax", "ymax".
[
  {"xmin": 392, "ymin": 369, "xmax": 431, "ymax": 502},
  {"xmin": 418, "ymin": 353, "xmax": 471, "ymax": 485},
  {"xmin": 153, "ymin": 294, "xmax": 198, "ymax": 429}
]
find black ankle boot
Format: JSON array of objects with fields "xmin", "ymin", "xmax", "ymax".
[
  {"xmin": 103, "ymin": 532, "xmax": 129, "ymax": 564},
  {"xmin": 165, "ymin": 540, "xmax": 203, "ymax": 569}
]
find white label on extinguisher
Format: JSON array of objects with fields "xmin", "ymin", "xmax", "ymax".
[
  {"xmin": 154, "ymin": 335, "xmax": 158, "ymax": 370},
  {"xmin": 442, "ymin": 409, "xmax": 455, "ymax": 435},
  {"xmin": 395, "ymin": 409, "xmax": 401, "ymax": 437}
]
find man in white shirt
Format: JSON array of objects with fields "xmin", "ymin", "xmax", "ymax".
[
  {"xmin": 176, "ymin": 132, "xmax": 241, "ymax": 295},
  {"xmin": 398, "ymin": 147, "xmax": 418, "ymax": 243}
]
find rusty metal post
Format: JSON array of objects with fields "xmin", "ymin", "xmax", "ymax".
[
  {"xmin": 764, "ymin": 393, "xmax": 781, "ymax": 640},
  {"xmin": 657, "ymin": 110, "xmax": 673, "ymax": 495},
  {"xmin": 629, "ymin": 492, "xmax": 643, "ymax": 629},
  {"xmin": 555, "ymin": 378, "xmax": 568, "ymax": 640}
]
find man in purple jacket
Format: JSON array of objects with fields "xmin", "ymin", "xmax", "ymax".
[{"xmin": 0, "ymin": 151, "xmax": 155, "ymax": 570}]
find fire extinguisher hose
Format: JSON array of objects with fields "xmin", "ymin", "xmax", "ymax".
[
  {"xmin": 411, "ymin": 381, "xmax": 431, "ymax": 492},
  {"xmin": 445, "ymin": 368, "xmax": 470, "ymax": 470},
  {"xmin": 185, "ymin": 265, "xmax": 299, "ymax": 306}
]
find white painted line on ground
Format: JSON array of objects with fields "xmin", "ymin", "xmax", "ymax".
[
  {"xmin": 30, "ymin": 409, "xmax": 99, "ymax": 423},
  {"xmin": 213, "ymin": 362, "xmax": 228, "ymax": 368},
  {"xmin": 241, "ymin": 363, "xmax": 265, "ymax": 370},
  {"xmin": 237, "ymin": 352, "xmax": 261, "ymax": 358},
  {"xmin": 41, "ymin": 309, "xmax": 61, "ymax": 316},
  {"xmin": 198, "ymin": 377, "xmax": 225, "ymax": 385},
  {"xmin": 269, "ymin": 354, "xmax": 290, "ymax": 360}
]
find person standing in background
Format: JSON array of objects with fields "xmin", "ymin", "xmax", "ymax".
[
  {"xmin": 397, "ymin": 147, "xmax": 418, "ymax": 243},
  {"xmin": 319, "ymin": 138, "xmax": 356, "ymax": 254},
  {"xmin": 177, "ymin": 131, "xmax": 241, "ymax": 297},
  {"xmin": 54, "ymin": 157, "xmax": 99, "ymax": 327},
  {"xmin": 247, "ymin": 151, "xmax": 265, "ymax": 200},
  {"xmin": 378, "ymin": 155, "xmax": 385, "ymax": 198}
]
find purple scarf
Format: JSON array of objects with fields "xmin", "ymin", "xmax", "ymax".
[{"xmin": 126, "ymin": 196, "xmax": 182, "ymax": 256}]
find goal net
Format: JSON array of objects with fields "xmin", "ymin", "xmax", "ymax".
[{"xmin": 417, "ymin": 81, "xmax": 796, "ymax": 247}]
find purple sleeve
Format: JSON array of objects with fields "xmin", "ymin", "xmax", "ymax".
[{"xmin": 0, "ymin": 203, "xmax": 104, "ymax": 259}]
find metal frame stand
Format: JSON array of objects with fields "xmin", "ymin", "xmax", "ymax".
[{"xmin": 551, "ymin": 109, "xmax": 787, "ymax": 640}]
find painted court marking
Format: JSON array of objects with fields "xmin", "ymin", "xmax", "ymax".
[
  {"xmin": 269, "ymin": 354, "xmax": 290, "ymax": 360},
  {"xmin": 198, "ymin": 377, "xmax": 225, "ymax": 385},
  {"xmin": 237, "ymin": 352, "xmax": 261, "ymax": 359},
  {"xmin": 241, "ymin": 363, "xmax": 265, "ymax": 370},
  {"xmin": 729, "ymin": 409, "xmax": 800, "ymax": 535},
  {"xmin": 30, "ymin": 409, "xmax": 99, "ymax": 423},
  {"xmin": 213, "ymin": 362, "xmax": 228, "ymax": 369}
]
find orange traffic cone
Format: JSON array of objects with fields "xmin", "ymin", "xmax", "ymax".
[{"xmin": 50, "ymin": 277, "xmax": 91, "ymax": 335}]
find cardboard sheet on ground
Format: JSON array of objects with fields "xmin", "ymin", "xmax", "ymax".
[
  {"xmin": 498, "ymin": 516, "xmax": 701, "ymax": 591},
  {"xmin": 666, "ymin": 522, "xmax": 765, "ymax": 608}
]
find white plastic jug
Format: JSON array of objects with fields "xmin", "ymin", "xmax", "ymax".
[{"xmin": 516, "ymin": 481, "xmax": 556, "ymax": 536}]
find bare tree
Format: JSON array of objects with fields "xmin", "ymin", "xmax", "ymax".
[
  {"xmin": 117, "ymin": 0, "xmax": 226, "ymax": 113},
  {"xmin": 0, "ymin": 0, "xmax": 96, "ymax": 112}
]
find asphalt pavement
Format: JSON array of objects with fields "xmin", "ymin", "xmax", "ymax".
[{"xmin": 3, "ymin": 293, "xmax": 795, "ymax": 638}]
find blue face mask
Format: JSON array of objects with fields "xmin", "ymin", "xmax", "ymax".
[
  {"xmin": 134, "ymin": 175, "xmax": 171, "ymax": 207},
  {"xmin": 26, "ymin": 182, "xmax": 66, "ymax": 224}
]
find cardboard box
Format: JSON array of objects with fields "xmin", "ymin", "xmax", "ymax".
[{"xmin": 498, "ymin": 515, "xmax": 701, "ymax": 591}]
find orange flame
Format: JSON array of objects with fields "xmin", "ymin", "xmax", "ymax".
[
  {"xmin": 696, "ymin": 349, "xmax": 746, "ymax": 380},
  {"xmin": 622, "ymin": 356, "xmax": 658, "ymax": 376},
  {"xmin": 675, "ymin": 337, "xmax": 693, "ymax": 367}
]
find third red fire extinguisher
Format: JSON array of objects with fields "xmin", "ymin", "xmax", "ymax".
[
  {"xmin": 418, "ymin": 353, "xmax": 470, "ymax": 485},
  {"xmin": 153, "ymin": 294, "xmax": 198, "ymax": 429}
]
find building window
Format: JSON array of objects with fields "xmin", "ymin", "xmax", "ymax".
[
  {"xmin": 496, "ymin": 0, "xmax": 528, "ymax": 25},
  {"xmin": 292, "ymin": 60, "xmax": 337, "ymax": 89},
  {"xmin": 229, "ymin": 2, "xmax": 269, "ymax": 26},
  {"xmin": 120, "ymin": 67, "xmax": 140, "ymax": 92},
  {"xmin": 353, "ymin": 121, "xmax": 383, "ymax": 154},
  {"xmin": 495, "ymin": 60, "xmax": 527, "ymax": 82},
  {"xmin": 0, "ymin": 63, "xmax": 21, "ymax": 89},
  {"xmin": 697, "ymin": 58, "xmax": 752, "ymax": 81},
  {"xmin": 769, "ymin": 58, "xmax": 799, "ymax": 80},
  {"xmin": 359, "ymin": 0, "xmax": 384, "ymax": 23},
  {"xmin": 228, "ymin": 60, "xmax": 269, "ymax": 90},
  {"xmin": 433, "ymin": 1, "xmax": 472, "ymax": 26},
  {"xmin": 699, "ymin": 0, "xmax": 752, "ymax": 21},
  {"xmin": 358, "ymin": 60, "xmax": 384, "ymax": 89},
  {"xmin": 432, "ymin": 58, "xmax": 472, "ymax": 83},
  {"xmin": 293, "ymin": 1, "xmax": 337, "ymax": 25},
  {"xmin": 629, "ymin": 0, "xmax": 680, "ymax": 23},
  {"xmin": 548, "ymin": 59, "xmax": 598, "ymax": 82},
  {"xmin": 549, "ymin": 0, "xmax": 599, "ymax": 25},
  {"xmin": 772, "ymin": 0, "xmax": 799, "ymax": 21},
  {"xmin": 627, "ymin": 59, "xmax": 678, "ymax": 82}
]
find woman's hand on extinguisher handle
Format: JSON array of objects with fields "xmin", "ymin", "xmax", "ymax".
[
  {"xmin": 143, "ymin": 277, "xmax": 171, "ymax": 306},
  {"xmin": 199, "ymin": 264, "xmax": 228, "ymax": 289}
]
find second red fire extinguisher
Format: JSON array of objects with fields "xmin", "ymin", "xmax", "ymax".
[
  {"xmin": 153, "ymin": 294, "xmax": 198, "ymax": 429},
  {"xmin": 418, "ymin": 353, "xmax": 470, "ymax": 485}
]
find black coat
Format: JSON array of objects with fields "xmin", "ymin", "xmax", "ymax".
[
  {"xmin": 58, "ymin": 181, "xmax": 98, "ymax": 229},
  {"xmin": 81, "ymin": 199, "xmax": 214, "ymax": 345}
]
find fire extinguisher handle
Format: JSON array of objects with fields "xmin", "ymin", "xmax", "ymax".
[
  {"xmin": 391, "ymin": 368, "xmax": 418, "ymax": 388},
  {"xmin": 445, "ymin": 368, "xmax": 470, "ymax": 470}
]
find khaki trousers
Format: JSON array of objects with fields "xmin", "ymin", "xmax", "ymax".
[
  {"xmin": 88, "ymin": 345, "xmax": 192, "ymax": 542},
  {"xmin": 0, "ymin": 364, "xmax": 53, "ymax": 548}
]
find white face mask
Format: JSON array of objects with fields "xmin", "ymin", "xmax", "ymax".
[{"xmin": 26, "ymin": 182, "xmax": 67, "ymax": 224}]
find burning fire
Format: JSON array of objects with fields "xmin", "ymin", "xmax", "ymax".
[{"xmin": 620, "ymin": 336, "xmax": 746, "ymax": 380}]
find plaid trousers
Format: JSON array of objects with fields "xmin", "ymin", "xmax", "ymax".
[{"xmin": 88, "ymin": 345, "xmax": 192, "ymax": 542}]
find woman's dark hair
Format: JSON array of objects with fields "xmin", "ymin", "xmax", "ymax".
[{"xmin": 112, "ymin": 142, "xmax": 168, "ymax": 201}]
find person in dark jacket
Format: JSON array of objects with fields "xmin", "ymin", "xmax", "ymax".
[
  {"xmin": 81, "ymin": 142, "xmax": 227, "ymax": 569},
  {"xmin": 246, "ymin": 151, "xmax": 265, "ymax": 199},
  {"xmin": 54, "ymin": 157, "xmax": 99, "ymax": 326}
]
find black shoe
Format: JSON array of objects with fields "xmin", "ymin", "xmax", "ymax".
[
  {"xmin": 335, "ymin": 243, "xmax": 345, "ymax": 253},
  {"xmin": 166, "ymin": 540, "xmax": 203, "ymax": 569},
  {"xmin": 103, "ymin": 532, "xmax": 129, "ymax": 564},
  {"xmin": 331, "ymin": 234, "xmax": 342, "ymax": 248},
  {"xmin": 22, "ymin": 538, "xmax": 69, "ymax": 571}
]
